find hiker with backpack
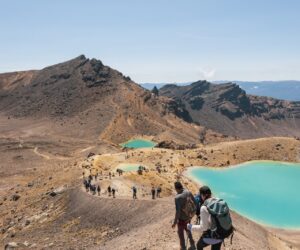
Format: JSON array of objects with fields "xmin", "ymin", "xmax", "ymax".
[
  {"xmin": 172, "ymin": 181, "xmax": 197, "ymax": 250},
  {"xmin": 132, "ymin": 186, "xmax": 137, "ymax": 199},
  {"xmin": 187, "ymin": 186, "xmax": 234, "ymax": 250}
]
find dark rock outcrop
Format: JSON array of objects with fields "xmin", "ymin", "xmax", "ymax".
[
  {"xmin": 160, "ymin": 81, "xmax": 300, "ymax": 138},
  {"xmin": 156, "ymin": 140, "xmax": 197, "ymax": 150}
]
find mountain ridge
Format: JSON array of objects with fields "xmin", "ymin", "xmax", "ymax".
[
  {"xmin": 0, "ymin": 55, "xmax": 208, "ymax": 144},
  {"xmin": 159, "ymin": 80, "xmax": 300, "ymax": 138},
  {"xmin": 141, "ymin": 80, "xmax": 300, "ymax": 101}
]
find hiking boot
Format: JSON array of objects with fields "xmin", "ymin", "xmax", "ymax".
[{"xmin": 188, "ymin": 245, "xmax": 196, "ymax": 250}]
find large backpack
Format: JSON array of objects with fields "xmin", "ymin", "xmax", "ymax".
[
  {"xmin": 182, "ymin": 193, "xmax": 197, "ymax": 220},
  {"xmin": 204, "ymin": 197, "xmax": 234, "ymax": 240}
]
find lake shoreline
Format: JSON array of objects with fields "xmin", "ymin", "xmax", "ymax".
[{"xmin": 183, "ymin": 161, "xmax": 300, "ymax": 231}]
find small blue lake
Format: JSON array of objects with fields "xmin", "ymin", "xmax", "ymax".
[
  {"xmin": 119, "ymin": 164, "xmax": 140, "ymax": 172},
  {"xmin": 186, "ymin": 161, "xmax": 300, "ymax": 229},
  {"xmin": 121, "ymin": 139, "xmax": 156, "ymax": 149}
]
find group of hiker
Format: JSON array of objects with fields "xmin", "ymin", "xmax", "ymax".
[
  {"xmin": 151, "ymin": 185, "xmax": 162, "ymax": 199},
  {"xmin": 131, "ymin": 185, "xmax": 162, "ymax": 200},
  {"xmin": 83, "ymin": 172, "xmax": 163, "ymax": 200},
  {"xmin": 172, "ymin": 181, "xmax": 234, "ymax": 250}
]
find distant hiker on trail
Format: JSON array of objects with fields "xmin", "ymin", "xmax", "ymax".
[
  {"xmin": 107, "ymin": 185, "xmax": 112, "ymax": 196},
  {"xmin": 82, "ymin": 171, "xmax": 85, "ymax": 177},
  {"xmin": 83, "ymin": 179, "xmax": 89, "ymax": 192},
  {"xmin": 90, "ymin": 184, "xmax": 96, "ymax": 195},
  {"xmin": 112, "ymin": 188, "xmax": 116, "ymax": 198},
  {"xmin": 151, "ymin": 186, "xmax": 156, "ymax": 199},
  {"xmin": 132, "ymin": 186, "xmax": 137, "ymax": 199},
  {"xmin": 109, "ymin": 172, "xmax": 112, "ymax": 179},
  {"xmin": 157, "ymin": 186, "xmax": 162, "ymax": 198},
  {"xmin": 172, "ymin": 181, "xmax": 196, "ymax": 250},
  {"xmin": 187, "ymin": 186, "xmax": 234, "ymax": 250},
  {"xmin": 116, "ymin": 169, "xmax": 121, "ymax": 176},
  {"xmin": 156, "ymin": 166, "xmax": 161, "ymax": 174},
  {"xmin": 97, "ymin": 185, "xmax": 101, "ymax": 196}
]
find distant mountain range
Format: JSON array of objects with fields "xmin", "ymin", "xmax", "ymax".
[{"xmin": 141, "ymin": 81, "xmax": 300, "ymax": 101}]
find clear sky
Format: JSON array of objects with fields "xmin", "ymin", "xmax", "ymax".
[{"xmin": 1, "ymin": 0, "xmax": 300, "ymax": 82}]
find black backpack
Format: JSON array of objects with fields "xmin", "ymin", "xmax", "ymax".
[{"xmin": 204, "ymin": 198, "xmax": 234, "ymax": 241}]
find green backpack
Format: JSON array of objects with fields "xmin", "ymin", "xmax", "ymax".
[{"xmin": 204, "ymin": 197, "xmax": 234, "ymax": 240}]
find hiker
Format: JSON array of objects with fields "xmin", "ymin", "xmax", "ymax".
[
  {"xmin": 97, "ymin": 185, "xmax": 101, "ymax": 196},
  {"xmin": 107, "ymin": 185, "xmax": 112, "ymax": 196},
  {"xmin": 90, "ymin": 184, "xmax": 96, "ymax": 195},
  {"xmin": 132, "ymin": 186, "xmax": 137, "ymax": 199},
  {"xmin": 194, "ymin": 193, "xmax": 202, "ymax": 225},
  {"xmin": 109, "ymin": 172, "xmax": 111, "ymax": 179},
  {"xmin": 83, "ymin": 179, "xmax": 89, "ymax": 192},
  {"xmin": 157, "ymin": 186, "xmax": 162, "ymax": 198},
  {"xmin": 112, "ymin": 188, "xmax": 116, "ymax": 198},
  {"xmin": 172, "ymin": 181, "xmax": 196, "ymax": 250},
  {"xmin": 151, "ymin": 186, "xmax": 156, "ymax": 199},
  {"xmin": 187, "ymin": 186, "xmax": 234, "ymax": 250},
  {"xmin": 156, "ymin": 166, "xmax": 161, "ymax": 174}
]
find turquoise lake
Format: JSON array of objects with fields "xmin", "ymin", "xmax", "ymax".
[
  {"xmin": 119, "ymin": 165, "xmax": 140, "ymax": 172},
  {"xmin": 186, "ymin": 161, "xmax": 300, "ymax": 229},
  {"xmin": 121, "ymin": 139, "xmax": 156, "ymax": 149}
]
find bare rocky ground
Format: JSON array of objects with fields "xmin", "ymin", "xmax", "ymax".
[
  {"xmin": 0, "ymin": 138, "xmax": 300, "ymax": 249},
  {"xmin": 1, "ymin": 118, "xmax": 300, "ymax": 249}
]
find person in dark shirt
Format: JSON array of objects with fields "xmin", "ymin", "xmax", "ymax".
[
  {"xmin": 132, "ymin": 186, "xmax": 137, "ymax": 199},
  {"xmin": 151, "ymin": 186, "xmax": 156, "ymax": 199},
  {"xmin": 172, "ymin": 181, "xmax": 196, "ymax": 250},
  {"xmin": 97, "ymin": 185, "xmax": 101, "ymax": 196},
  {"xmin": 157, "ymin": 186, "xmax": 162, "ymax": 198},
  {"xmin": 107, "ymin": 185, "xmax": 112, "ymax": 196}
]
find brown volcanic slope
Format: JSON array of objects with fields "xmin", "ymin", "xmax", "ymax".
[
  {"xmin": 159, "ymin": 81, "xmax": 300, "ymax": 138},
  {"xmin": 0, "ymin": 55, "xmax": 207, "ymax": 144}
]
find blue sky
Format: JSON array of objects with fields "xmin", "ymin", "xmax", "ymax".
[{"xmin": 1, "ymin": 0, "xmax": 300, "ymax": 82}]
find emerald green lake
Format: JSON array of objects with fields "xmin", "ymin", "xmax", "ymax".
[
  {"xmin": 119, "ymin": 165, "xmax": 140, "ymax": 172},
  {"xmin": 186, "ymin": 161, "xmax": 300, "ymax": 229},
  {"xmin": 121, "ymin": 139, "xmax": 156, "ymax": 149}
]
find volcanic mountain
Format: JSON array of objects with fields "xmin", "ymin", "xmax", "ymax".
[
  {"xmin": 159, "ymin": 81, "xmax": 300, "ymax": 138},
  {"xmin": 0, "ymin": 55, "xmax": 210, "ymax": 144}
]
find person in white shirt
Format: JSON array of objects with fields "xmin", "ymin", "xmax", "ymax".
[{"xmin": 187, "ymin": 186, "xmax": 223, "ymax": 250}]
